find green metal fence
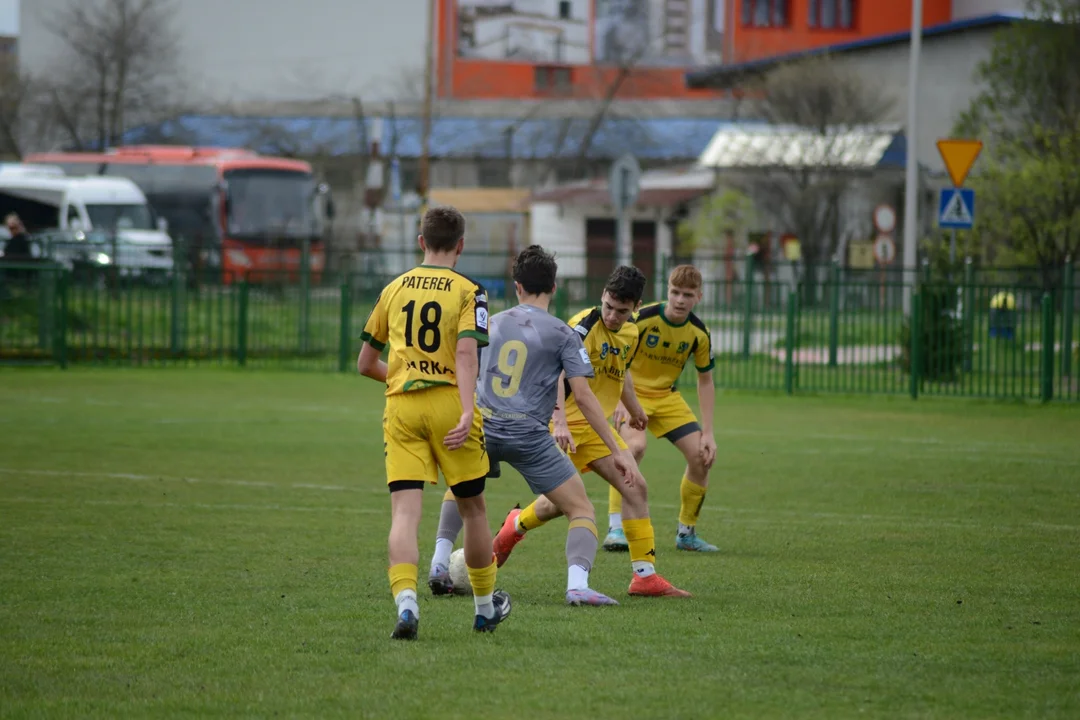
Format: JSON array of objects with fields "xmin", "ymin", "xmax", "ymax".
[{"xmin": 2, "ymin": 255, "xmax": 1077, "ymax": 402}]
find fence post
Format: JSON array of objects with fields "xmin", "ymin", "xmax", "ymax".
[
  {"xmin": 237, "ymin": 279, "xmax": 250, "ymax": 367},
  {"xmin": 1041, "ymin": 292, "xmax": 1054, "ymax": 402},
  {"xmin": 784, "ymin": 289, "xmax": 797, "ymax": 395},
  {"xmin": 170, "ymin": 264, "xmax": 185, "ymax": 357},
  {"xmin": 54, "ymin": 269, "xmax": 68, "ymax": 370},
  {"xmin": 910, "ymin": 291, "xmax": 922, "ymax": 400},
  {"xmin": 338, "ymin": 276, "xmax": 352, "ymax": 373},
  {"xmin": 962, "ymin": 257, "xmax": 975, "ymax": 373},
  {"xmin": 828, "ymin": 260, "xmax": 840, "ymax": 367},
  {"xmin": 1062, "ymin": 256, "xmax": 1074, "ymax": 378},
  {"xmin": 554, "ymin": 281, "xmax": 569, "ymax": 321},
  {"xmin": 742, "ymin": 253, "xmax": 754, "ymax": 359},
  {"xmin": 299, "ymin": 237, "xmax": 311, "ymax": 354},
  {"xmin": 37, "ymin": 265, "xmax": 55, "ymax": 351}
]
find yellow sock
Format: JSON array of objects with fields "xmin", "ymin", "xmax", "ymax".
[
  {"xmin": 622, "ymin": 518, "xmax": 656, "ymax": 569},
  {"xmin": 679, "ymin": 476, "xmax": 708, "ymax": 527},
  {"xmin": 608, "ymin": 485, "xmax": 623, "ymax": 516},
  {"xmin": 517, "ymin": 501, "xmax": 550, "ymax": 532},
  {"xmin": 466, "ymin": 558, "xmax": 497, "ymax": 598},
  {"xmin": 388, "ymin": 563, "xmax": 418, "ymax": 598}
]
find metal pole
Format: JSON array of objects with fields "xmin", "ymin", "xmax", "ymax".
[
  {"xmin": 616, "ymin": 212, "xmax": 632, "ymax": 268},
  {"xmin": 902, "ymin": 0, "xmax": 924, "ymax": 316},
  {"xmin": 418, "ymin": 0, "xmax": 436, "ymax": 206}
]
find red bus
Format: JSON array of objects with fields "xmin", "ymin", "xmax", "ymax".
[{"xmin": 25, "ymin": 146, "xmax": 332, "ymax": 283}]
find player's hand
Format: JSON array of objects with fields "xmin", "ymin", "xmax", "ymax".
[
  {"xmin": 628, "ymin": 405, "xmax": 648, "ymax": 431},
  {"xmin": 612, "ymin": 450, "xmax": 639, "ymax": 487},
  {"xmin": 699, "ymin": 434, "xmax": 717, "ymax": 470},
  {"xmin": 553, "ymin": 418, "xmax": 576, "ymax": 454},
  {"xmin": 443, "ymin": 410, "xmax": 474, "ymax": 450},
  {"xmin": 612, "ymin": 403, "xmax": 630, "ymax": 431}
]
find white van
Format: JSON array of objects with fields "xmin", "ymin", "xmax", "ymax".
[{"xmin": 0, "ymin": 164, "xmax": 174, "ymax": 272}]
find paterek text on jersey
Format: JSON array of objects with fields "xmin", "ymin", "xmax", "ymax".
[
  {"xmin": 564, "ymin": 307, "xmax": 639, "ymax": 422},
  {"xmin": 476, "ymin": 304, "xmax": 594, "ymax": 438},
  {"xmin": 360, "ymin": 265, "xmax": 488, "ymax": 395},
  {"xmin": 631, "ymin": 303, "xmax": 714, "ymax": 398}
]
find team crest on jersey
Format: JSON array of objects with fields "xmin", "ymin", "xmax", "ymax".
[
  {"xmin": 599, "ymin": 342, "xmax": 609, "ymax": 359},
  {"xmin": 646, "ymin": 333, "xmax": 660, "ymax": 348},
  {"xmin": 677, "ymin": 341, "xmax": 690, "ymax": 354}
]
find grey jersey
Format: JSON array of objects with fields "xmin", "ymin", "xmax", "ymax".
[{"xmin": 477, "ymin": 304, "xmax": 594, "ymax": 439}]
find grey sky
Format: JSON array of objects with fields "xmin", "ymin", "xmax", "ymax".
[{"xmin": 0, "ymin": 0, "xmax": 17, "ymax": 35}]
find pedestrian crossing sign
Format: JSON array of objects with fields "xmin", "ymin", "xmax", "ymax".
[{"xmin": 938, "ymin": 188, "xmax": 975, "ymax": 230}]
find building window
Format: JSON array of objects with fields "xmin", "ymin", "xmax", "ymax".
[
  {"xmin": 741, "ymin": 0, "xmax": 788, "ymax": 27},
  {"xmin": 559, "ymin": 0, "xmax": 571, "ymax": 19},
  {"xmin": 534, "ymin": 66, "xmax": 572, "ymax": 94},
  {"xmin": 808, "ymin": 0, "xmax": 855, "ymax": 29}
]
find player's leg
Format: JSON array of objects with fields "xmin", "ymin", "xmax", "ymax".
[
  {"xmin": 588, "ymin": 440, "xmax": 690, "ymax": 597},
  {"xmin": 489, "ymin": 435, "xmax": 617, "ymax": 605},
  {"xmin": 605, "ymin": 421, "xmax": 648, "ymax": 551},
  {"xmin": 428, "ymin": 488, "xmax": 462, "ymax": 595},
  {"xmin": 546, "ymin": 476, "xmax": 618, "ymax": 606},
  {"xmin": 434, "ymin": 399, "xmax": 511, "ymax": 632},
  {"xmin": 650, "ymin": 390, "xmax": 717, "ymax": 551},
  {"xmin": 451, "ymin": 481, "xmax": 510, "ymax": 631},
  {"xmin": 388, "ymin": 481, "xmax": 425, "ymax": 639},
  {"xmin": 669, "ymin": 428, "xmax": 718, "ymax": 552},
  {"xmin": 382, "ymin": 395, "xmax": 437, "ymax": 640}
]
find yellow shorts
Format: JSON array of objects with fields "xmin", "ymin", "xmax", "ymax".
[
  {"xmin": 636, "ymin": 391, "xmax": 701, "ymax": 441},
  {"xmin": 382, "ymin": 386, "xmax": 487, "ymax": 486},
  {"xmin": 549, "ymin": 420, "xmax": 629, "ymax": 474}
]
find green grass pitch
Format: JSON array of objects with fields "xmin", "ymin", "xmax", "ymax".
[{"xmin": 1, "ymin": 368, "xmax": 1078, "ymax": 718}]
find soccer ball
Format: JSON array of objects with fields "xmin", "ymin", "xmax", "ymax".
[{"xmin": 448, "ymin": 548, "xmax": 472, "ymax": 595}]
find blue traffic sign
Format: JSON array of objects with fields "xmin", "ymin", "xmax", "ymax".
[{"xmin": 939, "ymin": 188, "xmax": 975, "ymax": 230}]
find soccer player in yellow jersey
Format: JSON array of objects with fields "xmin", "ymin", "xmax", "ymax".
[
  {"xmin": 493, "ymin": 266, "xmax": 691, "ymax": 598},
  {"xmin": 606, "ymin": 264, "xmax": 719, "ymax": 553},
  {"xmin": 356, "ymin": 206, "xmax": 511, "ymax": 640}
]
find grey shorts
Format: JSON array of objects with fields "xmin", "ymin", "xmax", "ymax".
[{"xmin": 486, "ymin": 430, "xmax": 578, "ymax": 496}]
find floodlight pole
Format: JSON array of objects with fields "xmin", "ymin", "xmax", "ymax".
[{"xmin": 902, "ymin": 0, "xmax": 924, "ymax": 316}]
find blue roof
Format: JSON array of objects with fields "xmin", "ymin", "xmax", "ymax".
[
  {"xmin": 686, "ymin": 13, "xmax": 1023, "ymax": 88},
  {"xmin": 124, "ymin": 115, "xmax": 729, "ymax": 161}
]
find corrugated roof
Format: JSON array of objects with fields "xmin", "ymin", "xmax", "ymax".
[
  {"xmin": 697, "ymin": 124, "xmax": 905, "ymax": 170},
  {"xmin": 686, "ymin": 13, "xmax": 1023, "ymax": 89},
  {"xmin": 125, "ymin": 115, "xmax": 729, "ymax": 161}
]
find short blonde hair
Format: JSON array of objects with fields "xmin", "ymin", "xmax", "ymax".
[{"xmin": 668, "ymin": 264, "xmax": 702, "ymax": 290}]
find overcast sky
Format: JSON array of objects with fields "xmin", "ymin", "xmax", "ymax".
[{"xmin": 0, "ymin": 0, "xmax": 17, "ymax": 35}]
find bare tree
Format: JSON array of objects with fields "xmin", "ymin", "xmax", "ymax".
[
  {"xmin": 38, "ymin": 0, "xmax": 181, "ymax": 150},
  {"xmin": 743, "ymin": 56, "xmax": 894, "ymax": 299},
  {"xmin": 0, "ymin": 59, "xmax": 52, "ymax": 158}
]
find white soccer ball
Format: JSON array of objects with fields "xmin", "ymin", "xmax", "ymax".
[{"xmin": 448, "ymin": 548, "xmax": 472, "ymax": 595}]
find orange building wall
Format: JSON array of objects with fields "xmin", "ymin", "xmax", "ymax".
[
  {"xmin": 730, "ymin": 0, "xmax": 952, "ymax": 63},
  {"xmin": 436, "ymin": 0, "xmax": 722, "ymax": 100}
]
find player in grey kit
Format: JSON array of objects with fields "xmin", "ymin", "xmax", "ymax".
[{"xmin": 427, "ymin": 245, "xmax": 643, "ymax": 606}]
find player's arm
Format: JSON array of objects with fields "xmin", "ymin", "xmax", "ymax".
[
  {"xmin": 552, "ymin": 371, "xmax": 575, "ymax": 452},
  {"xmin": 620, "ymin": 371, "xmax": 647, "ymax": 430},
  {"xmin": 693, "ymin": 326, "xmax": 718, "ymax": 468},
  {"xmin": 357, "ymin": 292, "xmax": 389, "ymax": 383},
  {"xmin": 356, "ymin": 344, "xmax": 387, "ymax": 382},
  {"xmin": 444, "ymin": 284, "xmax": 488, "ymax": 450}
]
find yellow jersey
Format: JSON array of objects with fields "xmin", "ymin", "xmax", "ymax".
[
  {"xmin": 360, "ymin": 265, "xmax": 489, "ymax": 396},
  {"xmin": 630, "ymin": 303, "xmax": 714, "ymax": 399},
  {"xmin": 564, "ymin": 306, "xmax": 639, "ymax": 423}
]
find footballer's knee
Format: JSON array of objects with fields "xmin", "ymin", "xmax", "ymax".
[{"xmin": 628, "ymin": 436, "xmax": 647, "ymax": 463}]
